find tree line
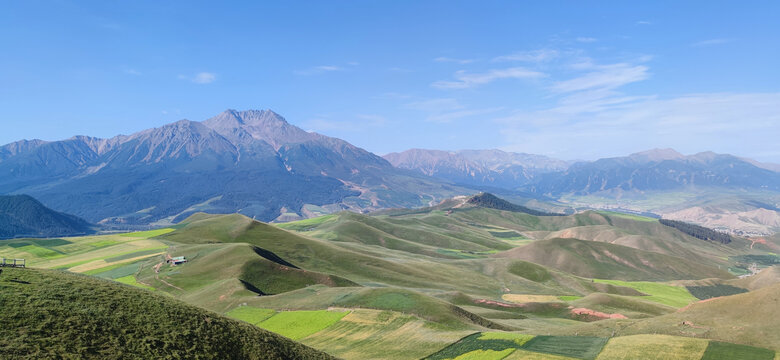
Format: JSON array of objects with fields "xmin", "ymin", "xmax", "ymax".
[{"xmin": 659, "ymin": 219, "xmax": 733, "ymax": 244}]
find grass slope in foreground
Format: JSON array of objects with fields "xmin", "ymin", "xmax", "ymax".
[{"xmin": 0, "ymin": 268, "xmax": 333, "ymax": 360}]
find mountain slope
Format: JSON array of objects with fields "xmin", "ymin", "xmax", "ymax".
[
  {"xmin": 494, "ymin": 237, "xmax": 734, "ymax": 281},
  {"xmin": 0, "ymin": 268, "xmax": 334, "ymax": 359},
  {"xmin": 529, "ymin": 149, "xmax": 780, "ymax": 195},
  {"xmin": 0, "ymin": 195, "xmax": 93, "ymax": 239},
  {"xmin": 561, "ymin": 284, "xmax": 780, "ymax": 350},
  {"xmin": 0, "ymin": 109, "xmax": 469, "ymax": 225},
  {"xmin": 383, "ymin": 148, "xmax": 568, "ymax": 189}
]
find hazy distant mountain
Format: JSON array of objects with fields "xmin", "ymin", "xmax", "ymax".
[
  {"xmin": 0, "ymin": 195, "xmax": 93, "ymax": 239},
  {"xmin": 528, "ymin": 148, "xmax": 780, "ymax": 195},
  {"xmin": 0, "ymin": 110, "xmax": 466, "ymax": 226},
  {"xmin": 383, "ymin": 148, "xmax": 568, "ymax": 189}
]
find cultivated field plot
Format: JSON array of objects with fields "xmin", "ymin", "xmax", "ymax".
[
  {"xmin": 303, "ymin": 309, "xmax": 472, "ymax": 360},
  {"xmin": 522, "ymin": 336, "xmax": 608, "ymax": 360},
  {"xmin": 700, "ymin": 341, "xmax": 776, "ymax": 360},
  {"xmin": 0, "ymin": 234, "xmax": 169, "ymax": 271},
  {"xmin": 256, "ymin": 309, "xmax": 350, "ymax": 340},
  {"xmin": 426, "ymin": 333, "xmax": 608, "ymax": 360},
  {"xmin": 502, "ymin": 294, "xmax": 562, "ymax": 303},
  {"xmin": 685, "ymin": 284, "xmax": 748, "ymax": 300},
  {"xmin": 595, "ymin": 335, "xmax": 708, "ymax": 360},
  {"xmin": 226, "ymin": 306, "xmax": 277, "ymax": 325},
  {"xmin": 593, "ymin": 279, "xmax": 697, "ymax": 308},
  {"xmin": 425, "ymin": 332, "xmax": 534, "ymax": 360}
]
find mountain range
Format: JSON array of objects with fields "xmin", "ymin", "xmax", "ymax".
[
  {"xmin": 1, "ymin": 109, "xmax": 779, "ymax": 233},
  {"xmin": 383, "ymin": 148, "xmax": 569, "ymax": 189},
  {"xmin": 386, "ymin": 148, "xmax": 780, "ymax": 194},
  {"xmin": 0, "ymin": 110, "xmax": 466, "ymax": 226}
]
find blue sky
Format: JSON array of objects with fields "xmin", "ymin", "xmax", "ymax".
[{"xmin": 2, "ymin": 1, "xmax": 779, "ymax": 162}]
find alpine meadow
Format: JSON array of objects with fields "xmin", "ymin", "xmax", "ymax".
[{"xmin": 2, "ymin": 2, "xmax": 780, "ymax": 359}]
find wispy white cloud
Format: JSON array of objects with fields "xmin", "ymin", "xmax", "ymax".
[
  {"xmin": 636, "ymin": 20, "xmax": 652, "ymax": 25},
  {"xmin": 304, "ymin": 113, "xmax": 387, "ymax": 132},
  {"xmin": 434, "ymin": 56, "xmax": 476, "ymax": 64},
  {"xmin": 497, "ymin": 93, "xmax": 780, "ymax": 160},
  {"xmin": 576, "ymin": 37, "xmax": 597, "ymax": 43},
  {"xmin": 432, "ymin": 67, "xmax": 546, "ymax": 89},
  {"xmin": 178, "ymin": 72, "xmax": 217, "ymax": 84},
  {"xmin": 294, "ymin": 64, "xmax": 348, "ymax": 75},
  {"xmin": 426, "ymin": 107, "xmax": 503, "ymax": 123},
  {"xmin": 405, "ymin": 98, "xmax": 463, "ymax": 112},
  {"xmin": 692, "ymin": 38, "xmax": 734, "ymax": 47},
  {"xmin": 492, "ymin": 49, "xmax": 559, "ymax": 63},
  {"xmin": 551, "ymin": 63, "xmax": 649, "ymax": 93},
  {"xmin": 405, "ymin": 98, "xmax": 500, "ymax": 123}
]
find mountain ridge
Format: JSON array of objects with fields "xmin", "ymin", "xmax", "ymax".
[
  {"xmin": 0, "ymin": 194, "xmax": 94, "ymax": 239},
  {"xmin": 0, "ymin": 109, "xmax": 466, "ymax": 226}
]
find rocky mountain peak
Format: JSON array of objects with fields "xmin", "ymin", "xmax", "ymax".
[
  {"xmin": 628, "ymin": 148, "xmax": 685, "ymax": 163},
  {"xmin": 203, "ymin": 109, "xmax": 318, "ymax": 149}
]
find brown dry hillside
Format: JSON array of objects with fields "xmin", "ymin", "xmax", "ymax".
[
  {"xmin": 494, "ymin": 238, "xmax": 734, "ymax": 281},
  {"xmin": 559, "ymin": 284, "xmax": 780, "ymax": 350},
  {"xmin": 728, "ymin": 266, "xmax": 780, "ymax": 290}
]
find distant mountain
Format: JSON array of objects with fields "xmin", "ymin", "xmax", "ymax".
[
  {"xmin": 527, "ymin": 148, "xmax": 780, "ymax": 195},
  {"xmin": 383, "ymin": 149, "xmax": 568, "ymax": 189},
  {"xmin": 0, "ymin": 195, "xmax": 93, "ymax": 239},
  {"xmin": 0, "ymin": 110, "xmax": 468, "ymax": 226}
]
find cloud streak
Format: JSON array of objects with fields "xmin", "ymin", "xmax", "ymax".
[
  {"xmin": 432, "ymin": 67, "xmax": 546, "ymax": 89},
  {"xmin": 492, "ymin": 49, "xmax": 559, "ymax": 63},
  {"xmin": 551, "ymin": 63, "xmax": 649, "ymax": 93},
  {"xmin": 434, "ymin": 56, "xmax": 475, "ymax": 64},
  {"xmin": 692, "ymin": 38, "xmax": 734, "ymax": 47},
  {"xmin": 178, "ymin": 72, "xmax": 217, "ymax": 84}
]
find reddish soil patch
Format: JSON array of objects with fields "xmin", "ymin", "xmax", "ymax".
[
  {"xmin": 750, "ymin": 237, "xmax": 768, "ymax": 249},
  {"xmin": 570, "ymin": 307, "xmax": 627, "ymax": 320}
]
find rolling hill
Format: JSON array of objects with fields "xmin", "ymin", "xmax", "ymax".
[
  {"xmin": 3, "ymin": 192, "xmax": 777, "ymax": 358},
  {"xmin": 0, "ymin": 194, "xmax": 93, "ymax": 239},
  {"xmin": 494, "ymin": 237, "xmax": 734, "ymax": 281},
  {"xmin": 560, "ymin": 283, "xmax": 780, "ymax": 351},
  {"xmin": 0, "ymin": 267, "xmax": 334, "ymax": 359}
]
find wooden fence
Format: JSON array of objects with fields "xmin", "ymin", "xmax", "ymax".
[{"xmin": 0, "ymin": 258, "xmax": 25, "ymax": 268}]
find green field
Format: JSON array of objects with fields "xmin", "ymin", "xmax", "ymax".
[
  {"xmin": 115, "ymin": 275, "xmax": 156, "ymax": 291},
  {"xmin": 119, "ymin": 228, "xmax": 176, "ymax": 238},
  {"xmin": 593, "ymin": 279, "xmax": 698, "ymax": 308},
  {"xmin": 426, "ymin": 332, "xmax": 533, "ymax": 360},
  {"xmin": 522, "ymin": 336, "xmax": 608, "ymax": 360},
  {"xmin": 685, "ymin": 284, "xmax": 748, "ymax": 300},
  {"xmin": 701, "ymin": 341, "xmax": 776, "ymax": 360},
  {"xmin": 226, "ymin": 307, "xmax": 277, "ymax": 325},
  {"xmin": 596, "ymin": 335, "xmax": 708, "ymax": 360},
  {"xmin": 257, "ymin": 310, "xmax": 350, "ymax": 340}
]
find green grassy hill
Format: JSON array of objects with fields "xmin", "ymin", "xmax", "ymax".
[
  {"xmin": 4, "ymin": 194, "xmax": 778, "ymax": 359},
  {"xmin": 0, "ymin": 268, "xmax": 333, "ymax": 359},
  {"xmin": 495, "ymin": 237, "xmax": 734, "ymax": 281}
]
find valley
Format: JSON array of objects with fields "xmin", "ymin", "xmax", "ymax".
[{"xmin": 3, "ymin": 194, "xmax": 778, "ymax": 359}]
